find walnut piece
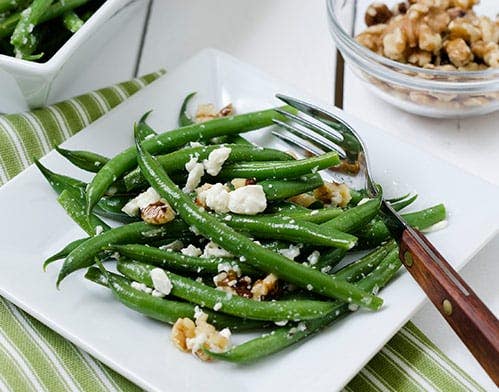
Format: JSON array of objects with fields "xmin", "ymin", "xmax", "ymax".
[
  {"xmin": 357, "ymin": 0, "xmax": 499, "ymax": 71},
  {"xmin": 195, "ymin": 103, "xmax": 234, "ymax": 123},
  {"xmin": 288, "ymin": 193, "xmax": 317, "ymax": 208},
  {"xmin": 444, "ymin": 38, "xmax": 473, "ymax": 67},
  {"xmin": 251, "ymin": 273, "xmax": 278, "ymax": 301},
  {"xmin": 171, "ymin": 309, "xmax": 231, "ymax": 361},
  {"xmin": 313, "ymin": 182, "xmax": 352, "ymax": 207},
  {"xmin": 365, "ymin": 3, "xmax": 393, "ymax": 26},
  {"xmin": 213, "ymin": 270, "xmax": 253, "ymax": 299},
  {"xmin": 140, "ymin": 201, "xmax": 176, "ymax": 225}
]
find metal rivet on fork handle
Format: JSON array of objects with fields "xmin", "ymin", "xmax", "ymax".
[{"xmin": 442, "ymin": 299, "xmax": 453, "ymax": 316}]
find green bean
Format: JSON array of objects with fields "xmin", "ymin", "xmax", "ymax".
[
  {"xmin": 55, "ymin": 146, "xmax": 109, "ymax": 173},
  {"xmin": 62, "ymin": 10, "xmax": 83, "ymax": 33},
  {"xmin": 35, "ymin": 160, "xmax": 136, "ymax": 223},
  {"xmin": 403, "ymin": 204, "xmax": 446, "ymax": 230},
  {"xmin": 0, "ymin": 0, "xmax": 29, "ymax": 14},
  {"xmin": 390, "ymin": 194, "xmax": 418, "ymax": 212},
  {"xmin": 349, "ymin": 189, "xmax": 367, "ymax": 205},
  {"xmin": 357, "ymin": 204, "xmax": 446, "ymax": 249},
  {"xmin": 0, "ymin": 0, "xmax": 90, "ymax": 39},
  {"xmin": 207, "ymin": 249, "xmax": 401, "ymax": 362},
  {"xmin": 261, "ymin": 207, "xmax": 342, "ymax": 224},
  {"xmin": 43, "ymin": 237, "xmax": 88, "ymax": 271},
  {"xmin": 56, "ymin": 220, "xmax": 190, "ymax": 286},
  {"xmin": 89, "ymin": 264, "xmax": 265, "ymax": 331},
  {"xmin": 108, "ymin": 244, "xmax": 259, "ymax": 276},
  {"xmin": 226, "ymin": 135, "xmax": 252, "ymax": 145},
  {"xmin": 217, "ymin": 152, "xmax": 339, "ymax": 181},
  {"xmin": 135, "ymin": 132, "xmax": 383, "ymax": 310},
  {"xmin": 86, "ymin": 106, "xmax": 297, "ymax": 212},
  {"xmin": 222, "ymin": 215, "xmax": 357, "ymax": 249},
  {"xmin": 311, "ymin": 248, "xmax": 346, "ymax": 273},
  {"xmin": 334, "ymin": 240, "xmax": 397, "ymax": 282},
  {"xmin": 135, "ymin": 111, "xmax": 158, "ymax": 141},
  {"xmin": 123, "ymin": 144, "xmax": 293, "ymax": 191},
  {"xmin": 268, "ymin": 202, "xmax": 309, "ymax": 213},
  {"xmin": 35, "ymin": 159, "xmax": 85, "ymax": 193},
  {"xmin": 58, "ymin": 188, "xmax": 109, "ymax": 236},
  {"xmin": 117, "ymin": 260, "xmax": 337, "ymax": 321},
  {"xmin": 10, "ymin": 0, "xmax": 53, "ymax": 58},
  {"xmin": 84, "ymin": 266, "xmax": 109, "ymax": 287},
  {"xmin": 260, "ymin": 174, "xmax": 324, "ymax": 201},
  {"xmin": 321, "ymin": 197, "xmax": 381, "ymax": 233},
  {"xmin": 386, "ymin": 193, "xmax": 411, "ymax": 203},
  {"xmin": 178, "ymin": 92, "xmax": 196, "ymax": 126}
]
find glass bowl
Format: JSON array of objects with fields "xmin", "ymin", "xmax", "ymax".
[{"xmin": 327, "ymin": 0, "xmax": 499, "ymax": 118}]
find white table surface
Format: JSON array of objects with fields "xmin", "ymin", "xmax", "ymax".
[{"xmin": 72, "ymin": 1, "xmax": 498, "ymax": 390}]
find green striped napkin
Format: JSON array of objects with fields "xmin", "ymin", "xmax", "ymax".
[{"xmin": 0, "ymin": 72, "xmax": 485, "ymax": 392}]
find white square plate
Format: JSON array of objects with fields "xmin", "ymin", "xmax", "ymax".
[{"xmin": 0, "ymin": 49, "xmax": 498, "ymax": 392}]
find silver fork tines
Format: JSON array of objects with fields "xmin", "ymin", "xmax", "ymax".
[{"xmin": 272, "ymin": 118, "xmax": 347, "ymax": 159}]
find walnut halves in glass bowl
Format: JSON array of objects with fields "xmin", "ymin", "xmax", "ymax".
[{"xmin": 327, "ymin": 0, "xmax": 499, "ymax": 118}]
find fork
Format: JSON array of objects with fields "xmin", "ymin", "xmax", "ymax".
[{"xmin": 273, "ymin": 94, "xmax": 499, "ymax": 385}]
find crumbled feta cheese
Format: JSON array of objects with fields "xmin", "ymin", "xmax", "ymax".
[
  {"xmin": 217, "ymin": 262, "xmax": 241, "ymax": 276},
  {"xmin": 203, "ymin": 241, "xmax": 233, "ymax": 258},
  {"xmin": 183, "ymin": 156, "xmax": 205, "ymax": 193},
  {"xmin": 320, "ymin": 265, "xmax": 332, "ymax": 274},
  {"xmin": 190, "ymin": 141, "xmax": 203, "ymax": 147},
  {"xmin": 131, "ymin": 281, "xmax": 152, "ymax": 294},
  {"xmin": 197, "ymin": 183, "xmax": 230, "ymax": 213},
  {"xmin": 159, "ymin": 240, "xmax": 184, "ymax": 252},
  {"xmin": 306, "ymin": 284, "xmax": 314, "ymax": 291},
  {"xmin": 151, "ymin": 289, "xmax": 165, "ymax": 298},
  {"xmin": 219, "ymin": 328, "xmax": 231, "ymax": 339},
  {"xmin": 278, "ymin": 244, "xmax": 301, "ymax": 260},
  {"xmin": 421, "ymin": 220, "xmax": 448, "ymax": 233},
  {"xmin": 203, "ymin": 147, "xmax": 231, "ymax": 176},
  {"xmin": 150, "ymin": 268, "xmax": 173, "ymax": 295},
  {"xmin": 213, "ymin": 302, "xmax": 223, "ymax": 311},
  {"xmin": 357, "ymin": 197, "xmax": 371, "ymax": 206},
  {"xmin": 274, "ymin": 320, "xmax": 288, "ymax": 326},
  {"xmin": 181, "ymin": 244, "xmax": 202, "ymax": 257},
  {"xmin": 228, "ymin": 185, "xmax": 267, "ymax": 215},
  {"xmin": 348, "ymin": 304, "xmax": 359, "ymax": 312},
  {"xmin": 307, "ymin": 250, "xmax": 321, "ymax": 266},
  {"xmin": 121, "ymin": 187, "xmax": 163, "ymax": 216},
  {"xmin": 94, "ymin": 225, "xmax": 104, "ymax": 235}
]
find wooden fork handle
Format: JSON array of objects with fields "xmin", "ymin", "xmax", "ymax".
[{"xmin": 399, "ymin": 228, "xmax": 499, "ymax": 385}]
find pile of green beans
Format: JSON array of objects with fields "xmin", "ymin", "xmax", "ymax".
[
  {"xmin": 38, "ymin": 97, "xmax": 448, "ymax": 363},
  {"xmin": 0, "ymin": 0, "xmax": 103, "ymax": 61}
]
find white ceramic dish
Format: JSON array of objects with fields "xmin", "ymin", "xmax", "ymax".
[
  {"xmin": 0, "ymin": 49, "xmax": 498, "ymax": 392},
  {"xmin": 0, "ymin": 0, "xmax": 149, "ymax": 113}
]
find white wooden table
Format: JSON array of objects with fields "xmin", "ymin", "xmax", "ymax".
[{"xmin": 79, "ymin": 1, "xmax": 499, "ymax": 389}]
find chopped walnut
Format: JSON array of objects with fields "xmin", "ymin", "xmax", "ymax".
[
  {"xmin": 288, "ymin": 193, "xmax": 317, "ymax": 208},
  {"xmin": 195, "ymin": 103, "xmax": 234, "ymax": 123},
  {"xmin": 444, "ymin": 38, "xmax": 473, "ymax": 67},
  {"xmin": 213, "ymin": 270, "xmax": 253, "ymax": 299},
  {"xmin": 408, "ymin": 49, "xmax": 432, "ymax": 66},
  {"xmin": 171, "ymin": 309, "xmax": 231, "ymax": 361},
  {"xmin": 418, "ymin": 23, "xmax": 442, "ymax": 53},
  {"xmin": 365, "ymin": 3, "xmax": 393, "ymax": 26},
  {"xmin": 448, "ymin": 18, "xmax": 481, "ymax": 43},
  {"xmin": 171, "ymin": 318, "xmax": 196, "ymax": 352},
  {"xmin": 313, "ymin": 182, "xmax": 351, "ymax": 207},
  {"xmin": 230, "ymin": 178, "xmax": 256, "ymax": 189},
  {"xmin": 251, "ymin": 273, "xmax": 278, "ymax": 301},
  {"xmin": 356, "ymin": 0, "xmax": 499, "ymax": 70},
  {"xmin": 383, "ymin": 27, "xmax": 407, "ymax": 60},
  {"xmin": 140, "ymin": 201, "xmax": 176, "ymax": 225}
]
